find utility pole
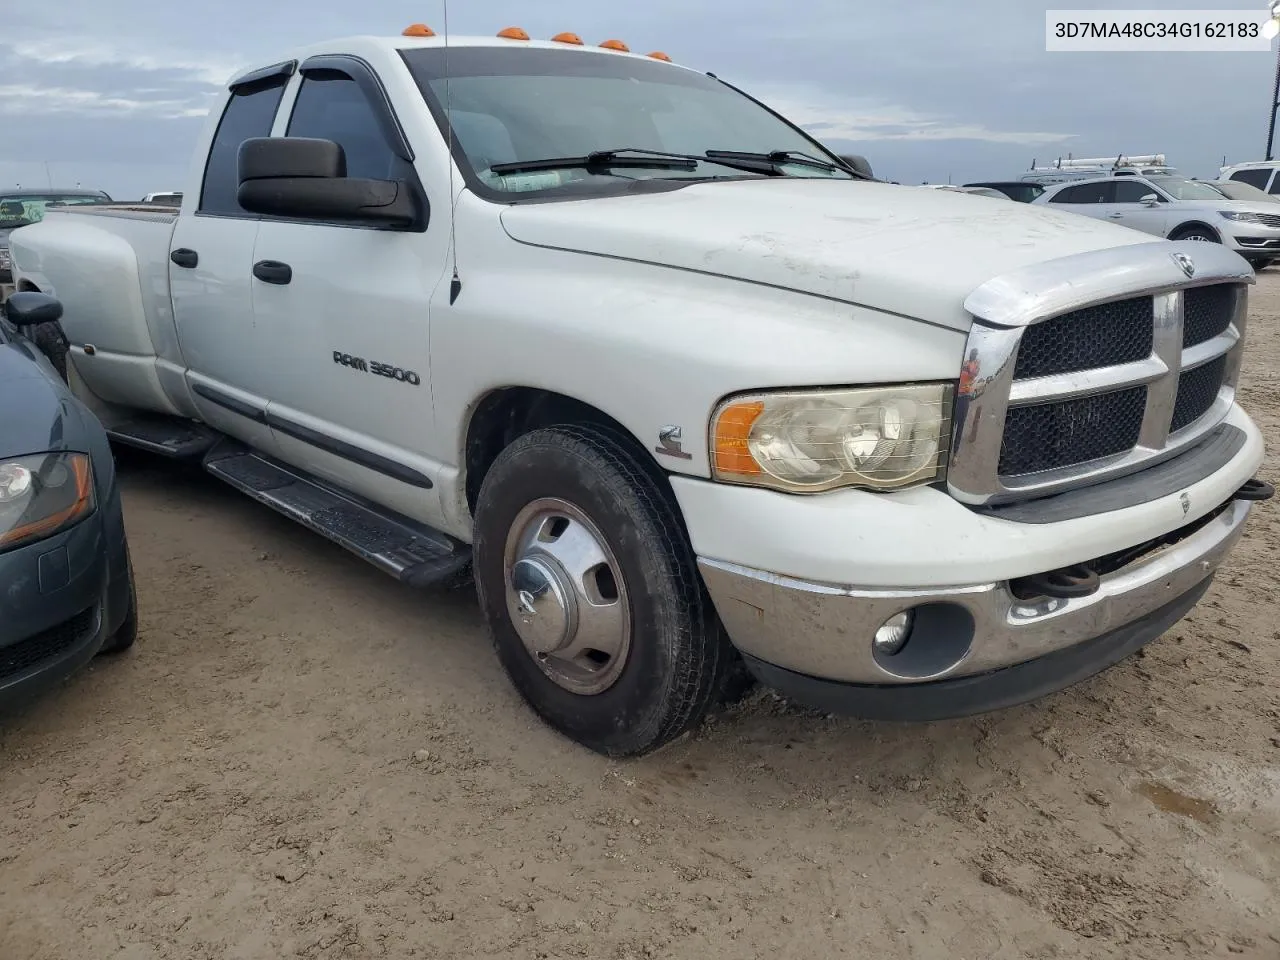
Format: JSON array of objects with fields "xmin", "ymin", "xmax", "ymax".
[
  {"xmin": 1266, "ymin": 2, "xmax": 1280, "ymax": 159},
  {"xmin": 1267, "ymin": 41, "xmax": 1280, "ymax": 159}
]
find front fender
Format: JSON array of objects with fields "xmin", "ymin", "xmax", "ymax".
[{"xmin": 431, "ymin": 237, "xmax": 966, "ymax": 484}]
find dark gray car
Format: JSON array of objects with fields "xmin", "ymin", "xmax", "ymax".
[{"xmin": 0, "ymin": 292, "xmax": 136, "ymax": 710}]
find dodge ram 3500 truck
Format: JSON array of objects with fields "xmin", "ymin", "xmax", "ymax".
[{"xmin": 8, "ymin": 28, "xmax": 1273, "ymax": 756}]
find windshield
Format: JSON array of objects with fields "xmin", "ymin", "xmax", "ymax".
[
  {"xmin": 1213, "ymin": 180, "xmax": 1276, "ymax": 202},
  {"xmin": 401, "ymin": 47, "xmax": 855, "ymax": 198},
  {"xmin": 1146, "ymin": 177, "xmax": 1229, "ymax": 201},
  {"xmin": 0, "ymin": 194, "xmax": 108, "ymax": 228}
]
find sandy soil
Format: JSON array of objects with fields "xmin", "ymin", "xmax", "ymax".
[{"xmin": 3, "ymin": 275, "xmax": 1279, "ymax": 960}]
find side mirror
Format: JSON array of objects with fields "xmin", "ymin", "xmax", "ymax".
[
  {"xmin": 236, "ymin": 137, "xmax": 421, "ymax": 227},
  {"xmin": 837, "ymin": 154, "xmax": 874, "ymax": 178},
  {"xmin": 3, "ymin": 291, "xmax": 63, "ymax": 327},
  {"xmin": 1140, "ymin": 194, "xmax": 1160, "ymax": 206}
]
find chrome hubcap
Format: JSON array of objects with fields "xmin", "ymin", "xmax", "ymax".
[{"xmin": 504, "ymin": 498, "xmax": 631, "ymax": 695}]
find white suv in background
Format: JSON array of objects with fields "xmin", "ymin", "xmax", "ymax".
[
  {"xmin": 1031, "ymin": 174, "xmax": 1280, "ymax": 269},
  {"xmin": 1220, "ymin": 161, "xmax": 1280, "ymax": 195}
]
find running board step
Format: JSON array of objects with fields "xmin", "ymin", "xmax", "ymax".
[
  {"xmin": 202, "ymin": 444, "xmax": 471, "ymax": 587},
  {"xmin": 106, "ymin": 415, "xmax": 221, "ymax": 458}
]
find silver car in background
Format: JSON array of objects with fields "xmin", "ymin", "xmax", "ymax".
[{"xmin": 1031, "ymin": 174, "xmax": 1280, "ymax": 269}]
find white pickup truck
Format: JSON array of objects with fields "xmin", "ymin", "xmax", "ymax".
[{"xmin": 7, "ymin": 27, "xmax": 1272, "ymax": 756}]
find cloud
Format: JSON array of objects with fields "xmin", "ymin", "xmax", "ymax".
[
  {"xmin": 0, "ymin": 83, "xmax": 213, "ymax": 119},
  {"xmin": 1, "ymin": 37, "xmax": 240, "ymax": 87},
  {"xmin": 0, "ymin": 35, "xmax": 234, "ymax": 120},
  {"xmin": 750, "ymin": 84, "xmax": 1077, "ymax": 146}
]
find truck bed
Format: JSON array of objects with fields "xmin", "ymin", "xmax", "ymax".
[
  {"xmin": 11, "ymin": 204, "xmax": 189, "ymax": 419},
  {"xmin": 47, "ymin": 203, "xmax": 179, "ymax": 223}
]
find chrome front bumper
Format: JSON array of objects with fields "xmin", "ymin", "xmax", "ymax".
[{"xmin": 697, "ymin": 497, "xmax": 1252, "ymax": 686}]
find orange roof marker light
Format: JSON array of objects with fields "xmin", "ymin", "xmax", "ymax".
[
  {"xmin": 497, "ymin": 26, "xmax": 530, "ymax": 40},
  {"xmin": 551, "ymin": 32, "xmax": 584, "ymax": 45},
  {"xmin": 600, "ymin": 39, "xmax": 630, "ymax": 51},
  {"xmin": 402, "ymin": 23, "xmax": 435, "ymax": 37},
  {"xmin": 648, "ymin": 51, "xmax": 672, "ymax": 61}
]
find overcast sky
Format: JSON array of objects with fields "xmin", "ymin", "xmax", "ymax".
[{"xmin": 1, "ymin": 0, "xmax": 1275, "ymax": 197}]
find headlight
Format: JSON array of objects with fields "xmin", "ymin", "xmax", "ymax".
[
  {"xmin": 710, "ymin": 383, "xmax": 953, "ymax": 493},
  {"xmin": 1221, "ymin": 211, "xmax": 1268, "ymax": 223},
  {"xmin": 0, "ymin": 452, "xmax": 95, "ymax": 552},
  {"xmin": 0, "ymin": 245, "xmax": 10, "ymax": 270}
]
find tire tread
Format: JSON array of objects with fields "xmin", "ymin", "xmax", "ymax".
[{"xmin": 473, "ymin": 423, "xmax": 739, "ymax": 756}]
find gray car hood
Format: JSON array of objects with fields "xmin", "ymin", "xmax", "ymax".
[{"xmin": 0, "ymin": 341, "xmax": 87, "ymax": 458}]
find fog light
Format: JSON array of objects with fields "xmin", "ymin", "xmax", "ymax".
[{"xmin": 874, "ymin": 611, "xmax": 914, "ymax": 656}]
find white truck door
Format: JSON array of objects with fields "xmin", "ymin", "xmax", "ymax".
[
  {"xmin": 1108, "ymin": 178, "xmax": 1173, "ymax": 237},
  {"xmin": 249, "ymin": 59, "xmax": 450, "ymax": 528},
  {"xmin": 171, "ymin": 69, "xmax": 290, "ymax": 453}
]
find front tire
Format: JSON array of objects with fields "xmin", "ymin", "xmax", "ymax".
[
  {"xmin": 1169, "ymin": 225, "xmax": 1220, "ymax": 243},
  {"xmin": 473, "ymin": 425, "xmax": 737, "ymax": 757}
]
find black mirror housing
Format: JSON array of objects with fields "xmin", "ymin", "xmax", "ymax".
[
  {"xmin": 837, "ymin": 154, "xmax": 874, "ymax": 178},
  {"xmin": 239, "ymin": 136, "xmax": 346, "ymax": 181},
  {"xmin": 236, "ymin": 137, "xmax": 421, "ymax": 228},
  {"xmin": 3, "ymin": 291, "xmax": 63, "ymax": 327}
]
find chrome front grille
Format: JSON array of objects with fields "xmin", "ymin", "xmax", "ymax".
[
  {"xmin": 949, "ymin": 241, "xmax": 1253, "ymax": 506},
  {"xmin": 997, "ymin": 385, "xmax": 1147, "ymax": 477},
  {"xmin": 1012, "ymin": 296, "xmax": 1153, "ymax": 379}
]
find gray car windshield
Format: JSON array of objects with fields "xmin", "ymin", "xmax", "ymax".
[
  {"xmin": 0, "ymin": 194, "xmax": 106, "ymax": 229},
  {"xmin": 401, "ymin": 46, "xmax": 855, "ymax": 197}
]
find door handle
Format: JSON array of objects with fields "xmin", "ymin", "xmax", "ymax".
[
  {"xmin": 170, "ymin": 248, "xmax": 198, "ymax": 268},
  {"xmin": 252, "ymin": 260, "xmax": 292, "ymax": 285}
]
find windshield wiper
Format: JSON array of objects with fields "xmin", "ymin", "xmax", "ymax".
[
  {"xmin": 489, "ymin": 147, "xmax": 784, "ymax": 178},
  {"xmin": 490, "ymin": 150, "xmax": 699, "ymax": 176},
  {"xmin": 706, "ymin": 149, "xmax": 872, "ymax": 179}
]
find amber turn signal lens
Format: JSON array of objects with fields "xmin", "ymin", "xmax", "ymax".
[
  {"xmin": 402, "ymin": 23, "xmax": 435, "ymax": 37},
  {"xmin": 648, "ymin": 51, "xmax": 672, "ymax": 61},
  {"xmin": 711, "ymin": 401, "xmax": 765, "ymax": 477},
  {"xmin": 551, "ymin": 32, "xmax": 584, "ymax": 44},
  {"xmin": 600, "ymin": 39, "xmax": 630, "ymax": 51},
  {"xmin": 498, "ymin": 26, "xmax": 530, "ymax": 40}
]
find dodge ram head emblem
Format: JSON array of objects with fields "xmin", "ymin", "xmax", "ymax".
[{"xmin": 1171, "ymin": 252, "xmax": 1196, "ymax": 278}]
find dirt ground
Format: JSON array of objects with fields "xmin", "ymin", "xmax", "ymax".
[{"xmin": 3, "ymin": 277, "xmax": 1280, "ymax": 960}]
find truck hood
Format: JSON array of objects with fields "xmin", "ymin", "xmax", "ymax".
[{"xmin": 499, "ymin": 179, "xmax": 1154, "ymax": 330}]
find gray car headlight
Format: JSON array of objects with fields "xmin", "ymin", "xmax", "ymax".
[
  {"xmin": 710, "ymin": 384, "xmax": 953, "ymax": 493},
  {"xmin": 0, "ymin": 244, "xmax": 11, "ymax": 271},
  {"xmin": 0, "ymin": 452, "xmax": 95, "ymax": 552},
  {"xmin": 1221, "ymin": 211, "xmax": 1268, "ymax": 223}
]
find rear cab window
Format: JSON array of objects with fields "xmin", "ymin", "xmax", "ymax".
[{"xmin": 199, "ymin": 75, "xmax": 290, "ymax": 217}]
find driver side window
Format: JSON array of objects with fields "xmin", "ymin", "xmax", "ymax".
[
  {"xmin": 286, "ymin": 73, "xmax": 398, "ymax": 180},
  {"xmin": 1113, "ymin": 180, "xmax": 1163, "ymax": 203}
]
